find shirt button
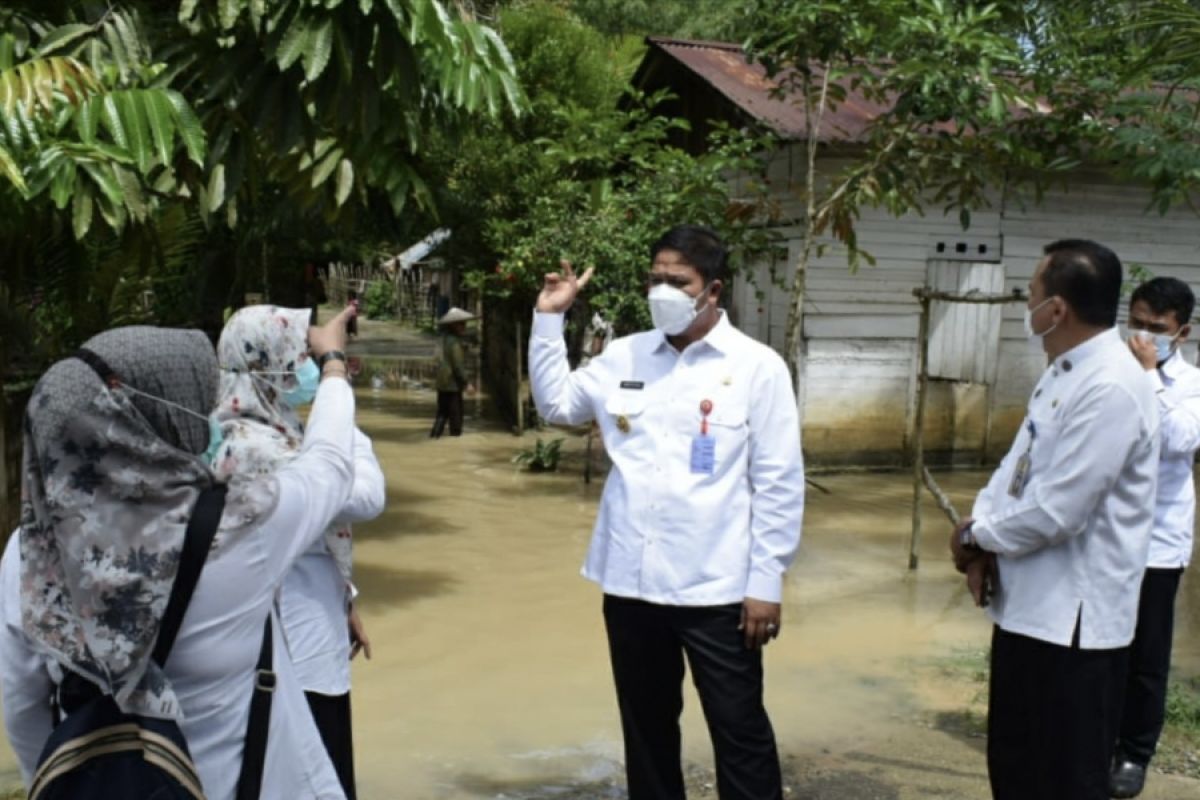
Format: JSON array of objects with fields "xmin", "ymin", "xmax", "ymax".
[{"xmin": 1062, "ymin": 360, "xmax": 1073, "ymax": 372}]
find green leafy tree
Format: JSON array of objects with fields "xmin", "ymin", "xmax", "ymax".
[
  {"xmin": 422, "ymin": 2, "xmax": 776, "ymax": 344},
  {"xmin": 743, "ymin": 0, "xmax": 1124, "ymax": 382},
  {"xmin": 0, "ymin": 0, "xmax": 523, "ymax": 377}
]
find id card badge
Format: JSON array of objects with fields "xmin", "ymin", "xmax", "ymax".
[
  {"xmin": 690, "ymin": 434, "xmax": 715, "ymax": 475},
  {"xmin": 1007, "ymin": 420, "xmax": 1037, "ymax": 498},
  {"xmin": 1007, "ymin": 453, "xmax": 1031, "ymax": 498}
]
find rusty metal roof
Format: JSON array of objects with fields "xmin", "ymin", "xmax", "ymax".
[{"xmin": 645, "ymin": 37, "xmax": 899, "ymax": 143}]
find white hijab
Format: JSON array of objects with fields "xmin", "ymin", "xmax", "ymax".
[{"xmin": 211, "ymin": 306, "xmax": 354, "ymax": 582}]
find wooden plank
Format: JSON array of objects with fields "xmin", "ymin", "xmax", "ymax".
[{"xmin": 806, "ymin": 314, "xmax": 919, "ymax": 339}]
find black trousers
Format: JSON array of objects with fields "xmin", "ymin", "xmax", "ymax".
[
  {"xmin": 305, "ymin": 691, "xmax": 357, "ymax": 800},
  {"xmin": 602, "ymin": 595, "xmax": 782, "ymax": 800},
  {"xmin": 988, "ymin": 625, "xmax": 1129, "ymax": 800},
  {"xmin": 1116, "ymin": 567, "xmax": 1185, "ymax": 767},
  {"xmin": 430, "ymin": 391, "xmax": 463, "ymax": 437}
]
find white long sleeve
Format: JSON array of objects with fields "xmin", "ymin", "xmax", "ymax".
[{"xmin": 0, "ymin": 533, "xmax": 53, "ymax": 789}]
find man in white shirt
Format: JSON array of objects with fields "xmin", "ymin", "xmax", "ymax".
[
  {"xmin": 949, "ymin": 239, "xmax": 1159, "ymax": 800},
  {"xmin": 1110, "ymin": 277, "xmax": 1200, "ymax": 799},
  {"xmin": 529, "ymin": 225, "xmax": 805, "ymax": 800}
]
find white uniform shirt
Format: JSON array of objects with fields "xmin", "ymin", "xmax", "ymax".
[
  {"xmin": 1146, "ymin": 350, "xmax": 1200, "ymax": 568},
  {"xmin": 279, "ymin": 428, "xmax": 385, "ymax": 696},
  {"xmin": 0, "ymin": 377, "xmax": 358, "ymax": 800},
  {"xmin": 529, "ymin": 311, "xmax": 805, "ymax": 605},
  {"xmin": 971, "ymin": 328, "xmax": 1159, "ymax": 650}
]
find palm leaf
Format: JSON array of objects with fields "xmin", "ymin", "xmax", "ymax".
[
  {"xmin": 144, "ymin": 90, "xmax": 176, "ymax": 167},
  {"xmin": 0, "ymin": 56, "xmax": 100, "ymax": 117},
  {"xmin": 0, "ymin": 142, "xmax": 26, "ymax": 192},
  {"xmin": 277, "ymin": 13, "xmax": 312, "ymax": 72},
  {"xmin": 115, "ymin": 90, "xmax": 153, "ymax": 171},
  {"xmin": 305, "ymin": 18, "xmax": 334, "ymax": 82},
  {"xmin": 36, "ymin": 23, "xmax": 95, "ymax": 57},
  {"xmin": 165, "ymin": 90, "xmax": 206, "ymax": 166},
  {"xmin": 71, "ymin": 184, "xmax": 93, "ymax": 237}
]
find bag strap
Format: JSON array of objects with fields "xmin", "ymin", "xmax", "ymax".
[
  {"xmin": 235, "ymin": 617, "xmax": 275, "ymax": 800},
  {"xmin": 153, "ymin": 485, "xmax": 228, "ymax": 666}
]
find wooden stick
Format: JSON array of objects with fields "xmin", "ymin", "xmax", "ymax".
[
  {"xmin": 921, "ymin": 466, "xmax": 962, "ymax": 526},
  {"xmin": 911, "ymin": 287, "xmax": 1027, "ymax": 304},
  {"xmin": 909, "ymin": 294, "xmax": 931, "ymax": 570}
]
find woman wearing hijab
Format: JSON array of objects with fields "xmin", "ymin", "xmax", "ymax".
[
  {"xmin": 212, "ymin": 306, "xmax": 384, "ymax": 799},
  {"xmin": 0, "ymin": 308, "xmax": 358, "ymax": 800}
]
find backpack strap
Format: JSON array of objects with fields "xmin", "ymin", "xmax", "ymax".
[
  {"xmin": 153, "ymin": 485, "xmax": 227, "ymax": 667},
  {"xmin": 234, "ymin": 617, "xmax": 275, "ymax": 800}
]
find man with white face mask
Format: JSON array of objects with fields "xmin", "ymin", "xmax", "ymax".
[
  {"xmin": 948, "ymin": 239, "xmax": 1159, "ymax": 800},
  {"xmin": 528, "ymin": 225, "xmax": 804, "ymax": 800},
  {"xmin": 1110, "ymin": 277, "xmax": 1200, "ymax": 798}
]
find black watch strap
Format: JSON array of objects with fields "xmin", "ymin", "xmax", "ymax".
[{"xmin": 317, "ymin": 350, "xmax": 346, "ymax": 369}]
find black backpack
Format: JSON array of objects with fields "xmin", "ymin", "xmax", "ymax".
[{"xmin": 28, "ymin": 485, "xmax": 274, "ymax": 800}]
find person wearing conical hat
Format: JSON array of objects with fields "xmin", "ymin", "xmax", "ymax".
[{"xmin": 431, "ymin": 307, "xmax": 476, "ymax": 438}]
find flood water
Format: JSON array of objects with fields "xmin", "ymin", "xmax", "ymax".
[{"xmin": 3, "ymin": 353, "xmax": 1200, "ymax": 799}]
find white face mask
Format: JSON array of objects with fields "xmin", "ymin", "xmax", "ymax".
[
  {"xmin": 1023, "ymin": 297, "xmax": 1058, "ymax": 348},
  {"xmin": 1129, "ymin": 328, "xmax": 1181, "ymax": 364},
  {"xmin": 648, "ymin": 282, "xmax": 710, "ymax": 336}
]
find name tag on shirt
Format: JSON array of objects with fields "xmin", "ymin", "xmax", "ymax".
[
  {"xmin": 620, "ymin": 380, "xmax": 644, "ymax": 390},
  {"xmin": 690, "ymin": 435, "xmax": 715, "ymax": 474}
]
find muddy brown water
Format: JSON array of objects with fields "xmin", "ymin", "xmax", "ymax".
[{"xmin": 3, "ymin": 370, "xmax": 1200, "ymax": 799}]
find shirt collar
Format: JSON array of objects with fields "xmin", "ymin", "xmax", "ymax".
[
  {"xmin": 1051, "ymin": 326, "xmax": 1119, "ymax": 373},
  {"xmin": 1160, "ymin": 348, "xmax": 1188, "ymax": 379},
  {"xmin": 653, "ymin": 310, "xmax": 735, "ymax": 355}
]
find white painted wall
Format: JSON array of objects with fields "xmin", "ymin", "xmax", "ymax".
[{"xmin": 732, "ymin": 148, "xmax": 1200, "ymax": 463}]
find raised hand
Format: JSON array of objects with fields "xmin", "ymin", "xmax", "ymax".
[
  {"xmin": 309, "ymin": 305, "xmax": 355, "ymax": 359},
  {"xmin": 536, "ymin": 259, "xmax": 595, "ymax": 314}
]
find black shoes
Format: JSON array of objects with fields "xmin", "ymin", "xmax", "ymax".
[{"xmin": 1110, "ymin": 760, "xmax": 1147, "ymax": 799}]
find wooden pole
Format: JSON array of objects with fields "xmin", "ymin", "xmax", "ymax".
[
  {"xmin": 909, "ymin": 293, "xmax": 932, "ymax": 570},
  {"xmin": 474, "ymin": 294, "xmax": 483, "ymax": 420},
  {"xmin": 515, "ymin": 318, "xmax": 524, "ymax": 436}
]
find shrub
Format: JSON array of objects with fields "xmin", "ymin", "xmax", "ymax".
[
  {"xmin": 362, "ymin": 281, "xmax": 396, "ymax": 319},
  {"xmin": 513, "ymin": 437, "xmax": 565, "ymax": 472}
]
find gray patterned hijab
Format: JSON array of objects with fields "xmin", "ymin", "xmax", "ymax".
[{"xmin": 19, "ymin": 326, "xmax": 275, "ymax": 720}]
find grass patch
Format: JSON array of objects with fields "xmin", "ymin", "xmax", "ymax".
[
  {"xmin": 1157, "ymin": 676, "xmax": 1200, "ymax": 779},
  {"xmin": 933, "ymin": 645, "xmax": 989, "ymax": 684},
  {"xmin": 932, "ymin": 648, "xmax": 1200, "ymax": 780}
]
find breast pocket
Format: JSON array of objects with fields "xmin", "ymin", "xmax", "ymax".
[
  {"xmin": 701, "ymin": 404, "xmax": 749, "ymax": 473},
  {"xmin": 603, "ymin": 393, "xmax": 649, "ymax": 450}
]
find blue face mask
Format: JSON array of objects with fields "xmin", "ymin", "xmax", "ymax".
[
  {"xmin": 203, "ymin": 418, "xmax": 225, "ymax": 464},
  {"xmin": 283, "ymin": 358, "xmax": 320, "ymax": 407}
]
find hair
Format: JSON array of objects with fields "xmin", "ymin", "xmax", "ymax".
[
  {"xmin": 1039, "ymin": 239, "xmax": 1123, "ymax": 327},
  {"xmin": 1131, "ymin": 276, "xmax": 1195, "ymax": 327},
  {"xmin": 649, "ymin": 225, "xmax": 729, "ymax": 283}
]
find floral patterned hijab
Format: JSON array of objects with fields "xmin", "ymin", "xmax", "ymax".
[
  {"xmin": 211, "ymin": 306, "xmax": 353, "ymax": 582},
  {"xmin": 20, "ymin": 326, "xmax": 276, "ymax": 721}
]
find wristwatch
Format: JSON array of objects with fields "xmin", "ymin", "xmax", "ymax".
[
  {"xmin": 959, "ymin": 522, "xmax": 979, "ymax": 550},
  {"xmin": 317, "ymin": 350, "xmax": 347, "ymax": 370}
]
